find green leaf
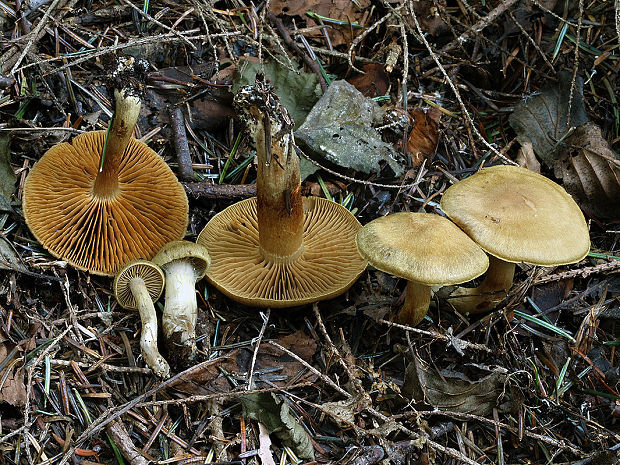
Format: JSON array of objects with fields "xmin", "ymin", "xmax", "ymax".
[
  {"xmin": 241, "ymin": 392, "xmax": 315, "ymax": 461},
  {"xmin": 233, "ymin": 57, "xmax": 322, "ymax": 129},
  {"xmin": 0, "ymin": 134, "xmax": 16, "ymax": 211}
]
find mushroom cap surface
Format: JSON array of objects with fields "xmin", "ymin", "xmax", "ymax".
[
  {"xmin": 356, "ymin": 212, "xmax": 489, "ymax": 286},
  {"xmin": 196, "ymin": 196, "xmax": 367, "ymax": 307},
  {"xmin": 114, "ymin": 259, "xmax": 165, "ymax": 310},
  {"xmin": 440, "ymin": 165, "xmax": 590, "ymax": 266},
  {"xmin": 23, "ymin": 131, "xmax": 188, "ymax": 276},
  {"xmin": 152, "ymin": 240, "xmax": 211, "ymax": 280}
]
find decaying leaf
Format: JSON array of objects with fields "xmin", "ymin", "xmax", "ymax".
[
  {"xmin": 296, "ymin": 80, "xmax": 405, "ymax": 177},
  {"xmin": 402, "ymin": 356, "xmax": 511, "ymax": 416},
  {"xmin": 348, "ymin": 64, "xmax": 390, "ymax": 97},
  {"xmin": 556, "ymin": 123, "xmax": 620, "ymax": 218},
  {"xmin": 509, "ymin": 73, "xmax": 620, "ymax": 218},
  {"xmin": 509, "ymin": 72, "xmax": 588, "ymax": 164},
  {"xmin": 233, "ymin": 57, "xmax": 322, "ymax": 129},
  {"xmin": 0, "ymin": 234, "xmax": 28, "ymax": 273},
  {"xmin": 0, "ymin": 134, "xmax": 16, "ymax": 211},
  {"xmin": 241, "ymin": 392, "xmax": 315, "ymax": 461},
  {"xmin": 170, "ymin": 331, "xmax": 317, "ymax": 395},
  {"xmin": 0, "ymin": 343, "xmax": 27, "ymax": 407},
  {"xmin": 406, "ymin": 108, "xmax": 441, "ymax": 167},
  {"xmin": 269, "ymin": 0, "xmax": 370, "ymax": 47}
]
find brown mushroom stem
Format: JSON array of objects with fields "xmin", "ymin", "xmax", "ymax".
[
  {"xmin": 129, "ymin": 277, "xmax": 170, "ymax": 378},
  {"xmin": 448, "ymin": 256, "xmax": 516, "ymax": 314},
  {"xmin": 397, "ymin": 281, "xmax": 431, "ymax": 327},
  {"xmin": 254, "ymin": 113, "xmax": 304, "ymax": 260},
  {"xmin": 161, "ymin": 261, "xmax": 198, "ymax": 358},
  {"xmin": 93, "ymin": 89, "xmax": 141, "ymax": 198}
]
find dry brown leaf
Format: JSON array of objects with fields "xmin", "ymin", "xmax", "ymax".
[
  {"xmin": 269, "ymin": 0, "xmax": 370, "ymax": 47},
  {"xmin": 556, "ymin": 123, "xmax": 620, "ymax": 218},
  {"xmin": 515, "ymin": 141, "xmax": 541, "ymax": 173},
  {"xmin": 170, "ymin": 331, "xmax": 317, "ymax": 396},
  {"xmin": 406, "ymin": 109, "xmax": 440, "ymax": 167},
  {"xmin": 0, "ymin": 343, "xmax": 27, "ymax": 407},
  {"xmin": 348, "ymin": 64, "xmax": 390, "ymax": 98}
]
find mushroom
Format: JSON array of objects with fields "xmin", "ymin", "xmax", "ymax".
[
  {"xmin": 152, "ymin": 241, "xmax": 211, "ymax": 361},
  {"xmin": 356, "ymin": 212, "xmax": 489, "ymax": 326},
  {"xmin": 440, "ymin": 165, "xmax": 590, "ymax": 313},
  {"xmin": 197, "ymin": 79, "xmax": 367, "ymax": 307},
  {"xmin": 22, "ymin": 89, "xmax": 188, "ymax": 276},
  {"xmin": 114, "ymin": 260, "xmax": 170, "ymax": 378}
]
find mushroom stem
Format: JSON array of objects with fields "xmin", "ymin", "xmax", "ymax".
[
  {"xmin": 161, "ymin": 260, "xmax": 198, "ymax": 359},
  {"xmin": 129, "ymin": 277, "xmax": 170, "ymax": 378},
  {"xmin": 448, "ymin": 256, "xmax": 516, "ymax": 314},
  {"xmin": 397, "ymin": 281, "xmax": 431, "ymax": 327},
  {"xmin": 93, "ymin": 89, "xmax": 141, "ymax": 198},
  {"xmin": 236, "ymin": 82, "xmax": 304, "ymax": 261}
]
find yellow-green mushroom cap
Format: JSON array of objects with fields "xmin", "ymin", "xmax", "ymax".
[
  {"xmin": 440, "ymin": 165, "xmax": 590, "ymax": 266},
  {"xmin": 356, "ymin": 212, "xmax": 489, "ymax": 286},
  {"xmin": 114, "ymin": 260, "xmax": 165, "ymax": 310}
]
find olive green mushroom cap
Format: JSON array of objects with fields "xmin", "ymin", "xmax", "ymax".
[
  {"xmin": 153, "ymin": 240, "xmax": 211, "ymax": 279},
  {"xmin": 356, "ymin": 212, "xmax": 489, "ymax": 286},
  {"xmin": 114, "ymin": 260, "xmax": 165, "ymax": 310},
  {"xmin": 440, "ymin": 165, "xmax": 590, "ymax": 266}
]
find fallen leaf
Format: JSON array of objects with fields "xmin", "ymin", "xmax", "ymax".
[
  {"xmin": 233, "ymin": 57, "xmax": 322, "ymax": 128},
  {"xmin": 406, "ymin": 109, "xmax": 440, "ymax": 167},
  {"xmin": 269, "ymin": 0, "xmax": 370, "ymax": 47},
  {"xmin": 0, "ymin": 343, "xmax": 27, "ymax": 407},
  {"xmin": 402, "ymin": 356, "xmax": 512, "ymax": 416},
  {"xmin": 515, "ymin": 141, "xmax": 541, "ymax": 173},
  {"xmin": 257, "ymin": 423, "xmax": 277, "ymax": 465},
  {"xmin": 241, "ymin": 392, "xmax": 315, "ymax": 461},
  {"xmin": 0, "ymin": 134, "xmax": 16, "ymax": 211},
  {"xmin": 555, "ymin": 123, "xmax": 620, "ymax": 218},
  {"xmin": 0, "ymin": 234, "xmax": 28, "ymax": 273},
  {"xmin": 403, "ymin": 0, "xmax": 450, "ymax": 36},
  {"xmin": 509, "ymin": 71, "xmax": 588, "ymax": 164},
  {"xmin": 348, "ymin": 64, "xmax": 390, "ymax": 97}
]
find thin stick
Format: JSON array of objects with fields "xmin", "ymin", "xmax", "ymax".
[{"xmin": 169, "ymin": 107, "xmax": 195, "ymax": 181}]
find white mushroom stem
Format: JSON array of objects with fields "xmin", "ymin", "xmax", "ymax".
[
  {"xmin": 397, "ymin": 281, "xmax": 431, "ymax": 327},
  {"xmin": 161, "ymin": 260, "xmax": 198, "ymax": 357},
  {"xmin": 448, "ymin": 256, "xmax": 516, "ymax": 314},
  {"xmin": 129, "ymin": 278, "xmax": 170, "ymax": 378}
]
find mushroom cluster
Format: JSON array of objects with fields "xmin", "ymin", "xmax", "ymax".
[{"xmin": 440, "ymin": 165, "xmax": 590, "ymax": 313}]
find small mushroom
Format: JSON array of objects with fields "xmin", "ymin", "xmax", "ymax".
[
  {"xmin": 197, "ymin": 79, "xmax": 367, "ymax": 307},
  {"xmin": 440, "ymin": 165, "xmax": 590, "ymax": 313},
  {"xmin": 23, "ymin": 89, "xmax": 188, "ymax": 276},
  {"xmin": 356, "ymin": 212, "xmax": 489, "ymax": 326},
  {"xmin": 152, "ymin": 241, "xmax": 211, "ymax": 361},
  {"xmin": 114, "ymin": 260, "xmax": 170, "ymax": 378}
]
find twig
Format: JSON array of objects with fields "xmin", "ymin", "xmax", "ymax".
[
  {"xmin": 533, "ymin": 260, "xmax": 620, "ymax": 285},
  {"xmin": 247, "ymin": 309, "xmax": 270, "ymax": 390},
  {"xmin": 377, "ymin": 318, "xmax": 492, "ymax": 353},
  {"xmin": 169, "ymin": 107, "xmax": 195, "ymax": 181},
  {"xmin": 49, "ymin": 359, "xmax": 153, "ymax": 374},
  {"xmin": 267, "ymin": 12, "xmax": 328, "ymax": 92},
  {"xmin": 9, "ymin": 0, "xmax": 62, "ymax": 74},
  {"xmin": 184, "ymin": 182, "xmax": 256, "ymax": 200},
  {"xmin": 106, "ymin": 420, "xmax": 150, "ymax": 465},
  {"xmin": 419, "ymin": 0, "xmax": 520, "ymax": 69}
]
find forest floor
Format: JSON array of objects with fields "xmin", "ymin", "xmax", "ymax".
[{"xmin": 1, "ymin": 1, "xmax": 620, "ymax": 465}]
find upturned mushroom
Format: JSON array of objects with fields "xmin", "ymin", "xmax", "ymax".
[
  {"xmin": 22, "ymin": 88, "xmax": 188, "ymax": 276},
  {"xmin": 440, "ymin": 165, "xmax": 590, "ymax": 313},
  {"xmin": 114, "ymin": 260, "xmax": 170, "ymax": 378},
  {"xmin": 152, "ymin": 241, "xmax": 211, "ymax": 361},
  {"xmin": 197, "ymin": 79, "xmax": 367, "ymax": 307},
  {"xmin": 356, "ymin": 212, "xmax": 489, "ymax": 326}
]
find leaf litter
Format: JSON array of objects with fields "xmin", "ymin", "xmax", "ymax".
[{"xmin": 0, "ymin": 1, "xmax": 619, "ymax": 465}]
